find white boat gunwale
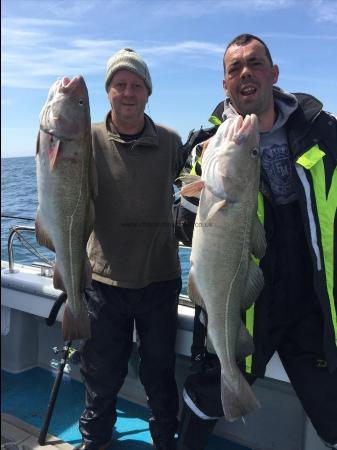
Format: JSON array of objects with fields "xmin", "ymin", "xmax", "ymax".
[{"xmin": 1, "ymin": 261, "xmax": 289, "ymax": 382}]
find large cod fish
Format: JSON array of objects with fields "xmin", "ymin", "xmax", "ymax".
[
  {"xmin": 184, "ymin": 114, "xmax": 266, "ymax": 422},
  {"xmin": 36, "ymin": 75, "xmax": 96, "ymax": 341}
]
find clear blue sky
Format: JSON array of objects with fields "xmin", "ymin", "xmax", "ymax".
[{"xmin": 2, "ymin": 0, "xmax": 337, "ymax": 158}]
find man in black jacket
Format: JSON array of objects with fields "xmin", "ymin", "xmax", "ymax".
[{"xmin": 176, "ymin": 33, "xmax": 337, "ymax": 450}]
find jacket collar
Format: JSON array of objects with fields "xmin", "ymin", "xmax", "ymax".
[
  {"xmin": 104, "ymin": 112, "xmax": 159, "ymax": 148},
  {"xmin": 210, "ymin": 86, "xmax": 323, "ymax": 127},
  {"xmin": 283, "ymin": 90, "xmax": 323, "ymax": 155},
  {"xmin": 209, "ymin": 88, "xmax": 324, "ymax": 157}
]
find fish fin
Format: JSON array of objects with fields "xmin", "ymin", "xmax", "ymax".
[
  {"xmin": 36, "ymin": 129, "xmax": 61, "ymax": 170},
  {"xmin": 236, "ymin": 322, "xmax": 255, "ymax": 361},
  {"xmin": 48, "ymin": 137, "xmax": 61, "ymax": 171},
  {"xmin": 62, "ymin": 296, "xmax": 91, "ymax": 341},
  {"xmin": 241, "ymin": 259, "xmax": 264, "ymax": 310},
  {"xmin": 177, "ymin": 174, "xmax": 202, "ymax": 184},
  {"xmin": 205, "ymin": 200, "xmax": 226, "ymax": 221},
  {"xmin": 35, "ymin": 212, "xmax": 55, "ymax": 252},
  {"xmin": 251, "ymin": 217, "xmax": 266, "ymax": 260},
  {"xmin": 177, "ymin": 174, "xmax": 204, "ymax": 197},
  {"xmin": 180, "ymin": 180, "xmax": 205, "ymax": 197},
  {"xmin": 188, "ymin": 272, "xmax": 206, "ymax": 309},
  {"xmin": 53, "ymin": 263, "xmax": 65, "ymax": 291},
  {"xmin": 221, "ymin": 371, "xmax": 260, "ymax": 422}
]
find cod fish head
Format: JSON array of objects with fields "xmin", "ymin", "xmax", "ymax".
[
  {"xmin": 39, "ymin": 75, "xmax": 90, "ymax": 141},
  {"xmin": 205, "ymin": 114, "xmax": 260, "ymax": 202}
]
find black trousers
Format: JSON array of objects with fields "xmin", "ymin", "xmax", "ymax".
[
  {"xmin": 79, "ymin": 277, "xmax": 181, "ymax": 446},
  {"xmin": 178, "ymin": 202, "xmax": 337, "ymax": 449},
  {"xmin": 177, "ymin": 273, "xmax": 337, "ymax": 449},
  {"xmin": 177, "ymin": 308, "xmax": 337, "ymax": 449}
]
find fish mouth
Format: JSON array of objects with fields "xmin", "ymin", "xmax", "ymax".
[
  {"xmin": 61, "ymin": 75, "xmax": 83, "ymax": 87},
  {"xmin": 61, "ymin": 77, "xmax": 71, "ymax": 87},
  {"xmin": 59, "ymin": 75, "xmax": 87, "ymax": 98}
]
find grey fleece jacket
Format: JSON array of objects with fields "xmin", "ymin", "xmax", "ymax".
[{"xmin": 87, "ymin": 113, "xmax": 183, "ymax": 288}]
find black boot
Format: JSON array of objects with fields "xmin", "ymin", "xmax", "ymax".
[
  {"xmin": 73, "ymin": 440, "xmax": 111, "ymax": 450},
  {"xmin": 176, "ymin": 402, "xmax": 217, "ymax": 450},
  {"xmin": 149, "ymin": 417, "xmax": 178, "ymax": 450}
]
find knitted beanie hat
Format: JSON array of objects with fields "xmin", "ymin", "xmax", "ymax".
[{"xmin": 105, "ymin": 48, "xmax": 152, "ymax": 95}]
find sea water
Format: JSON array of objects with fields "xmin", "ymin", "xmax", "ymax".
[{"xmin": 1, "ymin": 156, "xmax": 191, "ymax": 295}]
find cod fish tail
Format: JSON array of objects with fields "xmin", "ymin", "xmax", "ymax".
[
  {"xmin": 62, "ymin": 294, "xmax": 91, "ymax": 340},
  {"xmin": 221, "ymin": 371, "xmax": 261, "ymax": 422},
  {"xmin": 53, "ymin": 257, "xmax": 92, "ymax": 341}
]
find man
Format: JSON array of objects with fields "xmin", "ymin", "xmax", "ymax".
[
  {"xmin": 76, "ymin": 48, "xmax": 185, "ymax": 450},
  {"xmin": 176, "ymin": 34, "xmax": 337, "ymax": 449}
]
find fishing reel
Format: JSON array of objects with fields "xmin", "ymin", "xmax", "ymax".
[{"xmin": 50, "ymin": 344, "xmax": 81, "ymax": 373}]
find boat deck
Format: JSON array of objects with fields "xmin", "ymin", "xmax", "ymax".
[
  {"xmin": 2, "ymin": 413, "xmax": 73, "ymax": 449},
  {"xmin": 2, "ymin": 368, "xmax": 245, "ymax": 450},
  {"xmin": 2, "ymin": 261, "xmax": 328, "ymax": 450}
]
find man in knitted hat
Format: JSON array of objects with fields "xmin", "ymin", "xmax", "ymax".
[{"xmin": 75, "ymin": 48, "xmax": 186, "ymax": 450}]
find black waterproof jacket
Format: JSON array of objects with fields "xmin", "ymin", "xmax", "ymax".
[{"xmin": 176, "ymin": 88, "xmax": 337, "ymax": 375}]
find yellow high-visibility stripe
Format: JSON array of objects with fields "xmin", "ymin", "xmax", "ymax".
[
  {"xmin": 297, "ymin": 146, "xmax": 337, "ymax": 344},
  {"xmin": 245, "ymin": 192, "xmax": 265, "ymax": 373},
  {"xmin": 190, "ymin": 158, "xmax": 201, "ymax": 176},
  {"xmin": 296, "ymin": 146, "xmax": 326, "ymax": 170},
  {"xmin": 257, "ymin": 192, "xmax": 264, "ymax": 225},
  {"xmin": 208, "ymin": 115, "xmax": 222, "ymax": 126}
]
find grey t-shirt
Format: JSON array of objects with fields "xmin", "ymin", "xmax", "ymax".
[
  {"xmin": 223, "ymin": 89, "xmax": 299, "ymax": 204},
  {"xmin": 259, "ymin": 95, "xmax": 298, "ymax": 204}
]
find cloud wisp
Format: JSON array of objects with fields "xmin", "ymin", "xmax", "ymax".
[
  {"xmin": 2, "ymin": 16, "xmax": 225, "ymax": 89},
  {"xmin": 151, "ymin": 0, "xmax": 293, "ymax": 18},
  {"xmin": 310, "ymin": 0, "xmax": 337, "ymax": 24},
  {"xmin": 2, "ymin": 1, "xmax": 336, "ymax": 91},
  {"xmin": 150, "ymin": 0, "xmax": 337, "ymax": 24}
]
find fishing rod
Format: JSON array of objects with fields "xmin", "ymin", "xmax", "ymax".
[
  {"xmin": 38, "ymin": 292, "xmax": 79, "ymax": 446},
  {"xmin": 38, "ymin": 339, "xmax": 73, "ymax": 445},
  {"xmin": 1, "ymin": 213, "xmax": 35, "ymax": 221}
]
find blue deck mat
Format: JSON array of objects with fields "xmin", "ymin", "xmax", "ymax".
[{"xmin": 1, "ymin": 368, "xmax": 249, "ymax": 449}]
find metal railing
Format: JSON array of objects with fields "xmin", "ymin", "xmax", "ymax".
[
  {"xmin": 4, "ymin": 224, "xmax": 54, "ymax": 274},
  {"xmin": 6, "ymin": 225, "xmax": 36, "ymax": 273},
  {"xmin": 2, "ymin": 217, "xmax": 194, "ymax": 307}
]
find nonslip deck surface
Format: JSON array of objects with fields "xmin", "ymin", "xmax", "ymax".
[{"xmin": 1, "ymin": 368, "xmax": 250, "ymax": 449}]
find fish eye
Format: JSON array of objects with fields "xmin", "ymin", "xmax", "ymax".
[
  {"xmin": 251, "ymin": 147, "xmax": 259, "ymax": 158},
  {"xmin": 78, "ymin": 99, "xmax": 84, "ymax": 106}
]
